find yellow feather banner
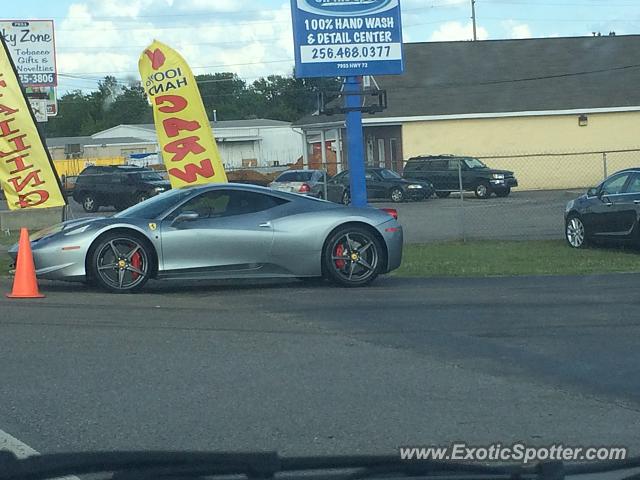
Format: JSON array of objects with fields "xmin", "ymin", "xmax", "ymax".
[
  {"xmin": 0, "ymin": 36, "xmax": 66, "ymax": 210},
  {"xmin": 138, "ymin": 40, "xmax": 227, "ymax": 188}
]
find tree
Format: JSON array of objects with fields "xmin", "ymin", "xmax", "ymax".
[
  {"xmin": 45, "ymin": 72, "xmax": 341, "ymax": 137},
  {"xmin": 195, "ymin": 73, "xmax": 248, "ymax": 121}
]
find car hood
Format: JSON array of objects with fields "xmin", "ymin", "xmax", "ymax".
[
  {"xmin": 475, "ymin": 168, "xmax": 514, "ymax": 175},
  {"xmin": 396, "ymin": 178, "xmax": 432, "ymax": 186},
  {"xmin": 143, "ymin": 180, "xmax": 171, "ymax": 188}
]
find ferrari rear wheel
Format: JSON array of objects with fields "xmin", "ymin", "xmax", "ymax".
[
  {"xmin": 89, "ymin": 233, "xmax": 153, "ymax": 293},
  {"xmin": 323, "ymin": 226, "xmax": 383, "ymax": 287}
]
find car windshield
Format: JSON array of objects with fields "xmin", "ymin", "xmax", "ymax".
[
  {"xmin": 275, "ymin": 171, "xmax": 314, "ymax": 182},
  {"xmin": 464, "ymin": 158, "xmax": 487, "ymax": 169},
  {"xmin": 378, "ymin": 169, "xmax": 401, "ymax": 179},
  {"xmin": 114, "ymin": 188, "xmax": 194, "ymax": 219}
]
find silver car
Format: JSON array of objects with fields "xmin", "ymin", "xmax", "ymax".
[
  {"xmin": 269, "ymin": 169, "xmax": 328, "ymax": 198},
  {"xmin": 8, "ymin": 184, "xmax": 403, "ymax": 293}
]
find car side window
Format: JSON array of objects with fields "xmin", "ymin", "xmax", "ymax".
[
  {"xmin": 448, "ymin": 159, "xmax": 461, "ymax": 170},
  {"xmin": 276, "ymin": 172, "xmax": 295, "ymax": 182},
  {"xmin": 601, "ymin": 174, "xmax": 630, "ymax": 195},
  {"xmin": 176, "ymin": 190, "xmax": 287, "ymax": 219},
  {"xmin": 429, "ymin": 160, "xmax": 448, "ymax": 170},
  {"xmin": 625, "ymin": 174, "xmax": 640, "ymax": 194}
]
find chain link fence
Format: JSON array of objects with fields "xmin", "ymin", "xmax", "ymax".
[{"xmin": 21, "ymin": 147, "xmax": 637, "ymax": 244}]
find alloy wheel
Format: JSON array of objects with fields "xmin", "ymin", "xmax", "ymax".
[
  {"xmin": 330, "ymin": 232, "xmax": 379, "ymax": 284},
  {"xmin": 566, "ymin": 217, "xmax": 585, "ymax": 248},
  {"xmin": 390, "ymin": 188, "xmax": 404, "ymax": 202},
  {"xmin": 95, "ymin": 238, "xmax": 149, "ymax": 291}
]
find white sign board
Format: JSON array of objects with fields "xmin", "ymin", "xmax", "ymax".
[
  {"xmin": 28, "ymin": 98, "xmax": 48, "ymax": 122},
  {"xmin": 0, "ymin": 20, "xmax": 57, "ymax": 87},
  {"xmin": 25, "ymin": 86, "xmax": 57, "ymax": 116}
]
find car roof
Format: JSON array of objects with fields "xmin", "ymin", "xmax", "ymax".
[
  {"xmin": 184, "ymin": 182, "xmax": 298, "ymax": 195},
  {"xmin": 82, "ymin": 165, "xmax": 149, "ymax": 171},
  {"xmin": 408, "ymin": 155, "xmax": 459, "ymax": 160}
]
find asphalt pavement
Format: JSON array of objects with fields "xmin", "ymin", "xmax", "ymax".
[{"xmin": 1, "ymin": 273, "xmax": 639, "ymax": 456}]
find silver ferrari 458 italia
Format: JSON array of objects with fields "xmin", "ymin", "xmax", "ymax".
[{"xmin": 8, "ymin": 184, "xmax": 403, "ymax": 292}]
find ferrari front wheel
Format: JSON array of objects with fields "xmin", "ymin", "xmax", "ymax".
[
  {"xmin": 88, "ymin": 233, "xmax": 153, "ymax": 293},
  {"xmin": 323, "ymin": 226, "xmax": 383, "ymax": 287}
]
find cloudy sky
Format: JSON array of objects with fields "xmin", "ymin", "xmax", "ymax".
[{"xmin": 5, "ymin": 0, "xmax": 640, "ymax": 92}]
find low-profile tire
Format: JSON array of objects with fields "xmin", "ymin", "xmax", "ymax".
[
  {"xmin": 323, "ymin": 225, "xmax": 384, "ymax": 287},
  {"xmin": 390, "ymin": 187, "xmax": 405, "ymax": 203},
  {"xmin": 135, "ymin": 192, "xmax": 150, "ymax": 205},
  {"xmin": 566, "ymin": 214, "xmax": 588, "ymax": 249},
  {"xmin": 474, "ymin": 181, "xmax": 492, "ymax": 199},
  {"xmin": 495, "ymin": 188, "xmax": 511, "ymax": 198},
  {"xmin": 435, "ymin": 191, "xmax": 451, "ymax": 199},
  {"xmin": 88, "ymin": 232, "xmax": 154, "ymax": 293},
  {"xmin": 341, "ymin": 190, "xmax": 351, "ymax": 205},
  {"xmin": 81, "ymin": 193, "xmax": 99, "ymax": 213}
]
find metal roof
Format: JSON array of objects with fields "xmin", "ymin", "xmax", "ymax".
[
  {"xmin": 46, "ymin": 136, "xmax": 154, "ymax": 148},
  {"xmin": 296, "ymin": 35, "xmax": 640, "ymax": 127}
]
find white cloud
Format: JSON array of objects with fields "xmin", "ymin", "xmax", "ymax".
[
  {"xmin": 56, "ymin": 0, "xmax": 296, "ymax": 92},
  {"xmin": 429, "ymin": 21, "xmax": 489, "ymax": 42},
  {"xmin": 502, "ymin": 20, "xmax": 533, "ymax": 39}
]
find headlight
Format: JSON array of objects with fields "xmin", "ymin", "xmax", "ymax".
[
  {"xmin": 407, "ymin": 184, "xmax": 423, "ymax": 189},
  {"xmin": 492, "ymin": 173, "xmax": 505, "ymax": 179},
  {"xmin": 64, "ymin": 224, "xmax": 92, "ymax": 236},
  {"xmin": 30, "ymin": 224, "xmax": 64, "ymax": 241},
  {"xmin": 154, "ymin": 187, "xmax": 166, "ymax": 193}
]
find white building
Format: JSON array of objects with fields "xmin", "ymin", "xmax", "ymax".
[{"xmin": 91, "ymin": 119, "xmax": 303, "ymax": 169}]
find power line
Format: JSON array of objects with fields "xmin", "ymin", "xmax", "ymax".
[
  {"xmin": 53, "ymin": 62, "xmax": 640, "ymax": 103},
  {"xmin": 38, "ymin": 1, "xmax": 469, "ymax": 22}
]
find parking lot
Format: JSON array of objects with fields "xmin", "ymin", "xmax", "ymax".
[
  {"xmin": 1, "ymin": 273, "xmax": 640, "ymax": 455},
  {"xmin": 41, "ymin": 188, "xmax": 576, "ymax": 244}
]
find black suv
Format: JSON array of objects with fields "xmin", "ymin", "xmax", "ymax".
[
  {"xmin": 403, "ymin": 155, "xmax": 518, "ymax": 199},
  {"xmin": 326, "ymin": 167, "xmax": 434, "ymax": 204},
  {"xmin": 72, "ymin": 165, "xmax": 171, "ymax": 212}
]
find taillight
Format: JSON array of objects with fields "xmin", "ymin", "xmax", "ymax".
[
  {"xmin": 381, "ymin": 208, "xmax": 398, "ymax": 220},
  {"xmin": 299, "ymin": 183, "xmax": 311, "ymax": 193}
]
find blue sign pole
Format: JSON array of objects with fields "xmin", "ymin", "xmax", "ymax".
[{"xmin": 344, "ymin": 76, "xmax": 367, "ymax": 207}]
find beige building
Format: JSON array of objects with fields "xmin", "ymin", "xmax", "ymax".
[{"xmin": 296, "ymin": 35, "xmax": 640, "ymax": 190}]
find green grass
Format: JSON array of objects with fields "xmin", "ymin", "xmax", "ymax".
[
  {"xmin": 2, "ymin": 239, "xmax": 639, "ymax": 280},
  {"xmin": 0, "ymin": 231, "xmax": 19, "ymax": 246},
  {"xmin": 0, "ymin": 256, "xmax": 9, "ymax": 276},
  {"xmin": 395, "ymin": 240, "xmax": 640, "ymax": 277},
  {"xmin": 0, "ymin": 232, "xmax": 17, "ymax": 276}
]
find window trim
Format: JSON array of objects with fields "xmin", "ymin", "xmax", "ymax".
[
  {"xmin": 599, "ymin": 173, "xmax": 632, "ymax": 196},
  {"xmin": 164, "ymin": 188, "xmax": 288, "ymax": 221}
]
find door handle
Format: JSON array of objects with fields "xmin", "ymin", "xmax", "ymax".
[{"xmin": 259, "ymin": 222, "xmax": 272, "ymax": 228}]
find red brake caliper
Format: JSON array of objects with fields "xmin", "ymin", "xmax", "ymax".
[
  {"xmin": 334, "ymin": 243, "xmax": 345, "ymax": 269},
  {"xmin": 131, "ymin": 251, "xmax": 142, "ymax": 280}
]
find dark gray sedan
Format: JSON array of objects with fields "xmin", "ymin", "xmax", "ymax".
[{"xmin": 8, "ymin": 184, "xmax": 403, "ymax": 292}]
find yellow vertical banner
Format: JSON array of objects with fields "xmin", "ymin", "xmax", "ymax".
[
  {"xmin": 138, "ymin": 40, "xmax": 227, "ymax": 188},
  {"xmin": 0, "ymin": 36, "xmax": 66, "ymax": 210}
]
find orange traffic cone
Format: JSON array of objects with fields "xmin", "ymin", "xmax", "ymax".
[{"xmin": 6, "ymin": 228, "xmax": 44, "ymax": 299}]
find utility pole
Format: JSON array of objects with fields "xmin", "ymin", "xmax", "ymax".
[{"xmin": 471, "ymin": 0, "xmax": 477, "ymax": 41}]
